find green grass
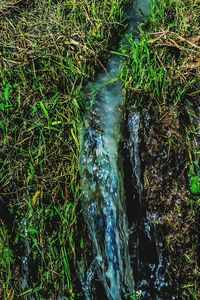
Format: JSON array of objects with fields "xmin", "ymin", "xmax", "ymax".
[
  {"xmin": 0, "ymin": 0, "xmax": 129, "ymax": 298},
  {"xmin": 120, "ymin": 0, "xmax": 200, "ymax": 177},
  {"xmin": 121, "ymin": 0, "xmax": 200, "ymax": 105}
]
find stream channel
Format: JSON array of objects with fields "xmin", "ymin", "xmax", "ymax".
[{"xmin": 79, "ymin": 0, "xmax": 171, "ymax": 299}]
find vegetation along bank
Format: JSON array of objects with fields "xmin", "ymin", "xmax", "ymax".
[{"xmin": 0, "ymin": 0, "xmax": 199, "ymax": 299}]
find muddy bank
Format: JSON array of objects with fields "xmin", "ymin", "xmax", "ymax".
[{"xmin": 129, "ymin": 105, "xmax": 200, "ymax": 298}]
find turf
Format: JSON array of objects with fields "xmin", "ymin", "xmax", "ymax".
[{"xmin": 0, "ymin": 0, "xmax": 129, "ymax": 298}]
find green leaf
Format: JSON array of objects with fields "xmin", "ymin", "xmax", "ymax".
[
  {"xmin": 4, "ymin": 83, "xmax": 11, "ymax": 102},
  {"xmin": 191, "ymin": 176, "xmax": 200, "ymax": 195},
  {"xmin": 40, "ymin": 101, "xmax": 49, "ymax": 120},
  {"xmin": 27, "ymin": 163, "xmax": 36, "ymax": 183},
  {"xmin": 52, "ymin": 120, "xmax": 62, "ymax": 126},
  {"xmin": 0, "ymin": 103, "xmax": 5, "ymax": 111},
  {"xmin": 72, "ymin": 98, "xmax": 80, "ymax": 109},
  {"xmin": 30, "ymin": 104, "xmax": 38, "ymax": 113},
  {"xmin": 40, "ymin": 101, "xmax": 51, "ymax": 125},
  {"xmin": 28, "ymin": 227, "xmax": 38, "ymax": 234}
]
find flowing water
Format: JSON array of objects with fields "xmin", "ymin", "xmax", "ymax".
[
  {"xmin": 80, "ymin": 67, "xmax": 134, "ymax": 299},
  {"xmin": 80, "ymin": 1, "xmax": 150, "ymax": 299},
  {"xmin": 80, "ymin": 1, "xmax": 173, "ymax": 300}
]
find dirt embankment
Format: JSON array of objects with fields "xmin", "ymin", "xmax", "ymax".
[{"xmin": 140, "ymin": 106, "xmax": 199, "ymax": 298}]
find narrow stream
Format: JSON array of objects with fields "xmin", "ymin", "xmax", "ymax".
[
  {"xmin": 79, "ymin": 1, "xmax": 166, "ymax": 299},
  {"xmin": 80, "ymin": 56, "xmax": 134, "ymax": 299}
]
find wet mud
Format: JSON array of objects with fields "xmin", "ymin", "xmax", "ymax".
[{"xmin": 132, "ymin": 105, "xmax": 200, "ymax": 298}]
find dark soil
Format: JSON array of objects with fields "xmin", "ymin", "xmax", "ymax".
[{"xmin": 139, "ymin": 105, "xmax": 199, "ymax": 298}]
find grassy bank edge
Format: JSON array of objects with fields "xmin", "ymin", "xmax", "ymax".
[{"xmin": 120, "ymin": 0, "xmax": 200, "ymax": 298}]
